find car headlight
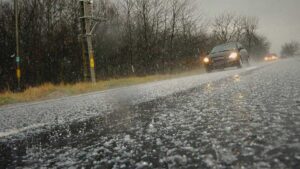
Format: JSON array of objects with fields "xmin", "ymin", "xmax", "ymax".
[
  {"xmin": 203, "ymin": 57, "xmax": 210, "ymax": 63},
  {"xmin": 264, "ymin": 57, "xmax": 269, "ymax": 61},
  {"xmin": 229, "ymin": 52, "xmax": 238, "ymax": 60}
]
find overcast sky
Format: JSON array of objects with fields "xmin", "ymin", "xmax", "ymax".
[{"xmin": 196, "ymin": 0, "xmax": 300, "ymax": 54}]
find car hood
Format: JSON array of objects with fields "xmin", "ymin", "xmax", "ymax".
[{"xmin": 209, "ymin": 50, "xmax": 235, "ymax": 58}]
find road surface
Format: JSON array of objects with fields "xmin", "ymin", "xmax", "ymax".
[{"xmin": 1, "ymin": 58, "xmax": 300, "ymax": 168}]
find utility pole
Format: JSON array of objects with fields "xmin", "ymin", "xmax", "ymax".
[
  {"xmin": 80, "ymin": 39, "xmax": 88, "ymax": 81},
  {"xmin": 14, "ymin": 0, "xmax": 21, "ymax": 90},
  {"xmin": 79, "ymin": 0, "xmax": 96, "ymax": 84},
  {"xmin": 79, "ymin": 1, "xmax": 88, "ymax": 81}
]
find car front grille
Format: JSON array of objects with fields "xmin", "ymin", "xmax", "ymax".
[{"xmin": 212, "ymin": 56, "xmax": 226, "ymax": 64}]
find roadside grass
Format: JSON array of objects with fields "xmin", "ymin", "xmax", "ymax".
[{"xmin": 0, "ymin": 68, "xmax": 204, "ymax": 107}]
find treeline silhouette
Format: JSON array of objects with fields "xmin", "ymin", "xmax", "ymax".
[{"xmin": 0, "ymin": 0, "xmax": 270, "ymax": 91}]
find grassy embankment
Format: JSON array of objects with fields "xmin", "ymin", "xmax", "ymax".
[{"xmin": 0, "ymin": 68, "xmax": 204, "ymax": 107}]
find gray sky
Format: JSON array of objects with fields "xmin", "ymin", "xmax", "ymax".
[{"xmin": 197, "ymin": 0, "xmax": 300, "ymax": 54}]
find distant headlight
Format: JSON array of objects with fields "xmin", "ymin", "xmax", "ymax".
[
  {"xmin": 203, "ymin": 57, "xmax": 210, "ymax": 63},
  {"xmin": 229, "ymin": 52, "xmax": 238, "ymax": 60},
  {"xmin": 264, "ymin": 57, "xmax": 269, "ymax": 61}
]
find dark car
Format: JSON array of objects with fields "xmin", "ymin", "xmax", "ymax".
[{"xmin": 203, "ymin": 42, "xmax": 250, "ymax": 72}]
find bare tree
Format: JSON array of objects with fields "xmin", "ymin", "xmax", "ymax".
[
  {"xmin": 123, "ymin": 0, "xmax": 135, "ymax": 73},
  {"xmin": 281, "ymin": 41, "xmax": 300, "ymax": 57},
  {"xmin": 169, "ymin": 0, "xmax": 188, "ymax": 56},
  {"xmin": 241, "ymin": 16, "xmax": 259, "ymax": 53},
  {"xmin": 212, "ymin": 12, "xmax": 244, "ymax": 43}
]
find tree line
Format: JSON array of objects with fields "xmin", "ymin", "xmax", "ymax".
[
  {"xmin": 281, "ymin": 41, "xmax": 300, "ymax": 57},
  {"xmin": 0, "ymin": 0, "xmax": 270, "ymax": 91}
]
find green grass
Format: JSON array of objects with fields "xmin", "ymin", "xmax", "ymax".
[{"xmin": 0, "ymin": 68, "xmax": 204, "ymax": 107}]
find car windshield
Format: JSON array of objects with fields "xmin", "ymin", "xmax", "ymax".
[{"xmin": 211, "ymin": 43, "xmax": 237, "ymax": 54}]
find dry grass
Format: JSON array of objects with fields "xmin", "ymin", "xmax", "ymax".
[{"xmin": 0, "ymin": 68, "xmax": 204, "ymax": 107}]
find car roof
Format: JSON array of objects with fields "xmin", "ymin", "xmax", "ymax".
[
  {"xmin": 210, "ymin": 42, "xmax": 240, "ymax": 54},
  {"xmin": 219, "ymin": 42, "xmax": 240, "ymax": 46}
]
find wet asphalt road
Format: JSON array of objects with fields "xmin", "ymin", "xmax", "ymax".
[{"xmin": 1, "ymin": 58, "xmax": 300, "ymax": 169}]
